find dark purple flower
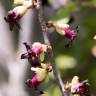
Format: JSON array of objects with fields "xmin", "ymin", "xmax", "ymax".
[
  {"xmin": 78, "ymin": 80, "xmax": 90, "ymax": 95},
  {"xmin": 4, "ymin": 6, "xmax": 28, "ymax": 30},
  {"xmin": 4, "ymin": 11, "xmax": 20, "ymax": 30}
]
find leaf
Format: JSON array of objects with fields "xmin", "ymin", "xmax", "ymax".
[{"xmin": 56, "ymin": 55, "xmax": 77, "ymax": 69}]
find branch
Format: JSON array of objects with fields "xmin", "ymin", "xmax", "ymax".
[{"xmin": 36, "ymin": 0, "xmax": 67, "ymax": 96}]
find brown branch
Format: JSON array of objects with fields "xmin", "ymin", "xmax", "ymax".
[{"xmin": 36, "ymin": 0, "xmax": 68, "ymax": 96}]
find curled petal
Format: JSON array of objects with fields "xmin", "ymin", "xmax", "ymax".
[
  {"xmin": 32, "ymin": 42, "xmax": 48, "ymax": 55},
  {"xmin": 63, "ymin": 28, "xmax": 77, "ymax": 40},
  {"xmin": 26, "ymin": 75, "xmax": 40, "ymax": 88}
]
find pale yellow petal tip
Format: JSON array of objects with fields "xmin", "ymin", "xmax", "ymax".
[
  {"xmin": 31, "ymin": 67, "xmax": 39, "ymax": 72},
  {"xmin": 73, "ymin": 76, "xmax": 79, "ymax": 79},
  {"xmin": 48, "ymin": 20, "xmax": 53, "ymax": 24},
  {"xmin": 32, "ymin": 42, "xmax": 41, "ymax": 47},
  {"xmin": 13, "ymin": 5, "xmax": 28, "ymax": 16},
  {"xmin": 91, "ymin": 45, "xmax": 96, "ymax": 57},
  {"xmin": 30, "ymin": 67, "xmax": 33, "ymax": 71},
  {"xmin": 93, "ymin": 35, "xmax": 96, "ymax": 40},
  {"xmin": 53, "ymin": 22, "xmax": 69, "ymax": 28},
  {"xmin": 14, "ymin": 0, "xmax": 24, "ymax": 5},
  {"xmin": 71, "ymin": 76, "xmax": 79, "ymax": 84},
  {"xmin": 63, "ymin": 23, "xmax": 70, "ymax": 28},
  {"xmin": 30, "ymin": 67, "xmax": 36, "ymax": 71}
]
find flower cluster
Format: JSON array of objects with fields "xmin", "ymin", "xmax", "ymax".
[
  {"xmin": 21, "ymin": 42, "xmax": 52, "ymax": 94},
  {"xmin": 4, "ymin": 0, "xmax": 92, "ymax": 96},
  {"xmin": 64, "ymin": 76, "xmax": 90, "ymax": 96},
  {"xmin": 4, "ymin": 0, "xmax": 37, "ymax": 30},
  {"xmin": 47, "ymin": 20, "xmax": 78, "ymax": 47}
]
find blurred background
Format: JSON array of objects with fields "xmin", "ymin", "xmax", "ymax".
[{"xmin": 0, "ymin": 0, "xmax": 96, "ymax": 96}]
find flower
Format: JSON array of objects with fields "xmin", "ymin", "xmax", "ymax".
[
  {"xmin": 48, "ymin": 21, "xmax": 77, "ymax": 40},
  {"xmin": 25, "ymin": 64, "xmax": 52, "ymax": 93},
  {"xmin": 64, "ymin": 76, "xmax": 90, "ymax": 96},
  {"xmin": 47, "ymin": 21, "xmax": 78, "ymax": 47},
  {"xmin": 25, "ymin": 78, "xmax": 44, "ymax": 94},
  {"xmin": 21, "ymin": 42, "xmax": 48, "ymax": 67},
  {"xmin": 4, "ymin": 5, "xmax": 28, "ymax": 30},
  {"xmin": 21, "ymin": 42, "xmax": 41, "ymax": 67}
]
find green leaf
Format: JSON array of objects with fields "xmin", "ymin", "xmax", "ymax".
[{"xmin": 56, "ymin": 55, "xmax": 77, "ymax": 69}]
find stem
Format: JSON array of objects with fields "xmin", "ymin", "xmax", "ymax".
[{"xmin": 36, "ymin": 0, "xmax": 67, "ymax": 96}]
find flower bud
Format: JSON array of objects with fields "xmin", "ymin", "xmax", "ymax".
[
  {"xmin": 47, "ymin": 20, "xmax": 78, "ymax": 47},
  {"xmin": 4, "ymin": 5, "xmax": 28, "ymax": 30},
  {"xmin": 53, "ymin": 22, "xmax": 77, "ymax": 40},
  {"xmin": 26, "ymin": 64, "xmax": 52, "ymax": 88}
]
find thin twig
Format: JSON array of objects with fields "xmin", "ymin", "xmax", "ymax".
[{"xmin": 36, "ymin": 0, "xmax": 67, "ymax": 96}]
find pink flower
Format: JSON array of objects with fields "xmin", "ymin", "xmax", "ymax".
[
  {"xmin": 25, "ymin": 77, "xmax": 44, "ymax": 94},
  {"xmin": 25, "ymin": 75, "xmax": 40, "ymax": 88},
  {"xmin": 21, "ymin": 42, "xmax": 48, "ymax": 67},
  {"xmin": 47, "ymin": 21, "xmax": 78, "ymax": 47},
  {"xmin": 53, "ymin": 23, "xmax": 77, "ymax": 40},
  {"xmin": 26, "ymin": 64, "xmax": 52, "ymax": 88},
  {"xmin": 62, "ymin": 27, "xmax": 77, "ymax": 40}
]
